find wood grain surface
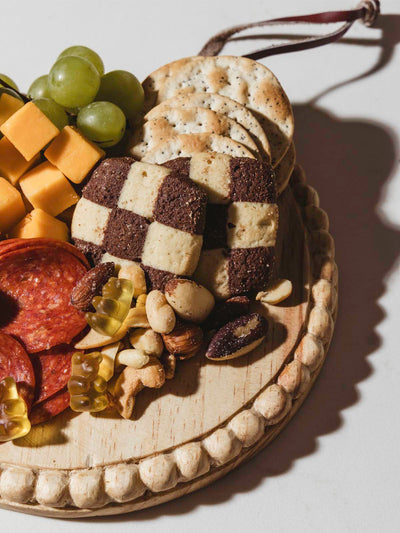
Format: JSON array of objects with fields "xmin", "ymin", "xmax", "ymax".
[{"xmin": 0, "ymin": 169, "xmax": 337, "ymax": 517}]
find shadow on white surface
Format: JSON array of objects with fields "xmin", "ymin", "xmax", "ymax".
[{"xmin": 81, "ymin": 14, "xmax": 400, "ymax": 523}]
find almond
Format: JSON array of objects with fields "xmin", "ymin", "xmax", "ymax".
[
  {"xmin": 162, "ymin": 322, "xmax": 203, "ymax": 360},
  {"xmin": 71, "ymin": 262, "xmax": 115, "ymax": 311}
]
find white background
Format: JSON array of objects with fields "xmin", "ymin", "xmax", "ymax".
[{"xmin": 1, "ymin": 0, "xmax": 400, "ymax": 531}]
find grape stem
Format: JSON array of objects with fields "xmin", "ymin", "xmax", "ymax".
[{"xmin": 0, "ymin": 77, "xmax": 30, "ymax": 103}]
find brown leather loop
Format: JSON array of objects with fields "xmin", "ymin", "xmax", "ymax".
[{"xmin": 199, "ymin": 1, "xmax": 380, "ymax": 59}]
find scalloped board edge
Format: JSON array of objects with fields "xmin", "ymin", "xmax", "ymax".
[{"xmin": 0, "ymin": 164, "xmax": 338, "ymax": 517}]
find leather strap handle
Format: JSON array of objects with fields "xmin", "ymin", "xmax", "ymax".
[{"xmin": 199, "ymin": 1, "xmax": 380, "ymax": 59}]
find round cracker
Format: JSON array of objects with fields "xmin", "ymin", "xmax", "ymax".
[
  {"xmin": 130, "ymin": 106, "xmax": 260, "ymax": 160},
  {"xmin": 142, "ymin": 133, "xmax": 256, "ymax": 164},
  {"xmin": 143, "ymin": 55, "xmax": 294, "ymax": 166},
  {"xmin": 275, "ymin": 142, "xmax": 296, "ymax": 195},
  {"xmin": 145, "ymin": 93, "xmax": 271, "ymax": 161}
]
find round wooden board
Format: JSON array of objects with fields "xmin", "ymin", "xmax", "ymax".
[{"xmin": 0, "ymin": 167, "xmax": 337, "ymax": 517}]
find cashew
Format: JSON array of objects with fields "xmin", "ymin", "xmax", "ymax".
[
  {"xmin": 118, "ymin": 263, "xmax": 147, "ymax": 298},
  {"xmin": 256, "ymin": 279, "xmax": 293, "ymax": 305},
  {"xmin": 75, "ymin": 307, "xmax": 141, "ymax": 350},
  {"xmin": 124, "ymin": 305, "xmax": 150, "ymax": 328},
  {"xmin": 145, "ymin": 290, "xmax": 176, "ymax": 334},
  {"xmin": 98, "ymin": 342, "xmax": 121, "ymax": 381},
  {"xmin": 136, "ymin": 294, "xmax": 147, "ymax": 308},
  {"xmin": 116, "ymin": 349, "xmax": 150, "ymax": 369},
  {"xmin": 110, "ymin": 358, "xmax": 165, "ymax": 419},
  {"xmin": 129, "ymin": 328, "xmax": 164, "ymax": 357}
]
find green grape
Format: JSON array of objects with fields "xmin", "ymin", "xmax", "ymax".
[
  {"xmin": 33, "ymin": 98, "xmax": 69, "ymax": 130},
  {"xmin": 48, "ymin": 56, "xmax": 100, "ymax": 109},
  {"xmin": 77, "ymin": 101, "xmax": 126, "ymax": 147},
  {"xmin": 28, "ymin": 75, "xmax": 50, "ymax": 99},
  {"xmin": 0, "ymin": 74, "xmax": 18, "ymax": 91},
  {"xmin": 0, "ymin": 74, "xmax": 22, "ymax": 100},
  {"xmin": 96, "ymin": 70, "xmax": 144, "ymax": 121},
  {"xmin": 58, "ymin": 46, "xmax": 104, "ymax": 76}
]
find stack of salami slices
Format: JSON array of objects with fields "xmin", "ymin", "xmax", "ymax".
[{"xmin": 0, "ymin": 239, "xmax": 89, "ymax": 425}]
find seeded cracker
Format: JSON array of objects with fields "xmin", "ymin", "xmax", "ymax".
[
  {"xmin": 142, "ymin": 133, "xmax": 255, "ymax": 164},
  {"xmin": 274, "ymin": 142, "xmax": 296, "ymax": 194},
  {"xmin": 145, "ymin": 92, "xmax": 271, "ymax": 162},
  {"xmin": 130, "ymin": 106, "xmax": 260, "ymax": 159},
  {"xmin": 142, "ymin": 56, "xmax": 294, "ymax": 166}
]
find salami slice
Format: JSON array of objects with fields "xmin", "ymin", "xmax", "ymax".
[
  {"xmin": 29, "ymin": 388, "xmax": 70, "ymax": 426},
  {"xmin": 0, "ymin": 238, "xmax": 89, "ymax": 268},
  {"xmin": 31, "ymin": 345, "xmax": 74, "ymax": 404},
  {"xmin": 0, "ymin": 244, "xmax": 88, "ymax": 352},
  {"xmin": 0, "ymin": 331, "xmax": 35, "ymax": 410}
]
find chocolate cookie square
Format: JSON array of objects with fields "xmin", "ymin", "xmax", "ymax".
[{"xmin": 103, "ymin": 208, "xmax": 149, "ymax": 261}]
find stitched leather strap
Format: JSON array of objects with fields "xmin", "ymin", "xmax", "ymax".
[{"xmin": 198, "ymin": 1, "xmax": 380, "ymax": 59}]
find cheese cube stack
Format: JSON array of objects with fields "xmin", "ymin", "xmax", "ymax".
[
  {"xmin": 0, "ymin": 93, "xmax": 24, "ymax": 127},
  {"xmin": 10, "ymin": 208, "xmax": 69, "ymax": 241},
  {"xmin": 0, "ymin": 177, "xmax": 26, "ymax": 232},
  {"xmin": 45, "ymin": 126, "xmax": 105, "ymax": 184},
  {"xmin": 0, "ymin": 97, "xmax": 107, "ymax": 241},
  {"xmin": 0, "ymin": 102, "xmax": 59, "ymax": 160},
  {"xmin": 19, "ymin": 161, "xmax": 79, "ymax": 217}
]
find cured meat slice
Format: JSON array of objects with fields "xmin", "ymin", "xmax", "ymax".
[
  {"xmin": 31, "ymin": 345, "xmax": 74, "ymax": 404},
  {"xmin": 0, "ymin": 238, "xmax": 89, "ymax": 268},
  {"xmin": 0, "ymin": 244, "xmax": 88, "ymax": 352},
  {"xmin": 29, "ymin": 388, "xmax": 70, "ymax": 426},
  {"xmin": 0, "ymin": 331, "xmax": 35, "ymax": 410}
]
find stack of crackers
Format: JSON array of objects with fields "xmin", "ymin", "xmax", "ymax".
[{"xmin": 129, "ymin": 55, "xmax": 295, "ymax": 195}]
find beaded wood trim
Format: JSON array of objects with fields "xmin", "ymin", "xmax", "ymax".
[{"xmin": 0, "ymin": 165, "xmax": 338, "ymax": 514}]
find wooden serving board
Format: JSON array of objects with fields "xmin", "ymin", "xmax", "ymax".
[{"xmin": 0, "ymin": 167, "xmax": 337, "ymax": 517}]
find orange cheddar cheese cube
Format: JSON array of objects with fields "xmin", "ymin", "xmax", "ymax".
[
  {"xmin": 19, "ymin": 161, "xmax": 79, "ymax": 217},
  {"xmin": 0, "ymin": 101, "xmax": 59, "ymax": 161},
  {"xmin": 45, "ymin": 126, "xmax": 105, "ymax": 184},
  {"xmin": 0, "ymin": 136, "xmax": 39, "ymax": 185},
  {"xmin": 9, "ymin": 208, "xmax": 69, "ymax": 241},
  {"xmin": 0, "ymin": 93, "xmax": 24, "ymax": 127},
  {"xmin": 0, "ymin": 177, "xmax": 26, "ymax": 232}
]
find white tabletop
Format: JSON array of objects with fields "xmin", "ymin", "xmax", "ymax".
[{"xmin": 1, "ymin": 0, "xmax": 400, "ymax": 531}]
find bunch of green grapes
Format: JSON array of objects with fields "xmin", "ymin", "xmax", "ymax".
[{"xmin": 1, "ymin": 45, "xmax": 144, "ymax": 148}]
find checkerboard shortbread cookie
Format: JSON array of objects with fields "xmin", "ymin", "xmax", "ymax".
[
  {"xmin": 163, "ymin": 153, "xmax": 278, "ymax": 299},
  {"xmin": 71, "ymin": 157, "xmax": 207, "ymax": 290}
]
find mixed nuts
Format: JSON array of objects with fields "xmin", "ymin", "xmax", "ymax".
[{"xmin": 70, "ymin": 257, "xmax": 292, "ymax": 419}]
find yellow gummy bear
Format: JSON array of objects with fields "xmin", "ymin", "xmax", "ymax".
[
  {"xmin": 0, "ymin": 377, "xmax": 31, "ymax": 442},
  {"xmin": 85, "ymin": 277, "xmax": 133, "ymax": 337},
  {"xmin": 68, "ymin": 352, "xmax": 108, "ymax": 413}
]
